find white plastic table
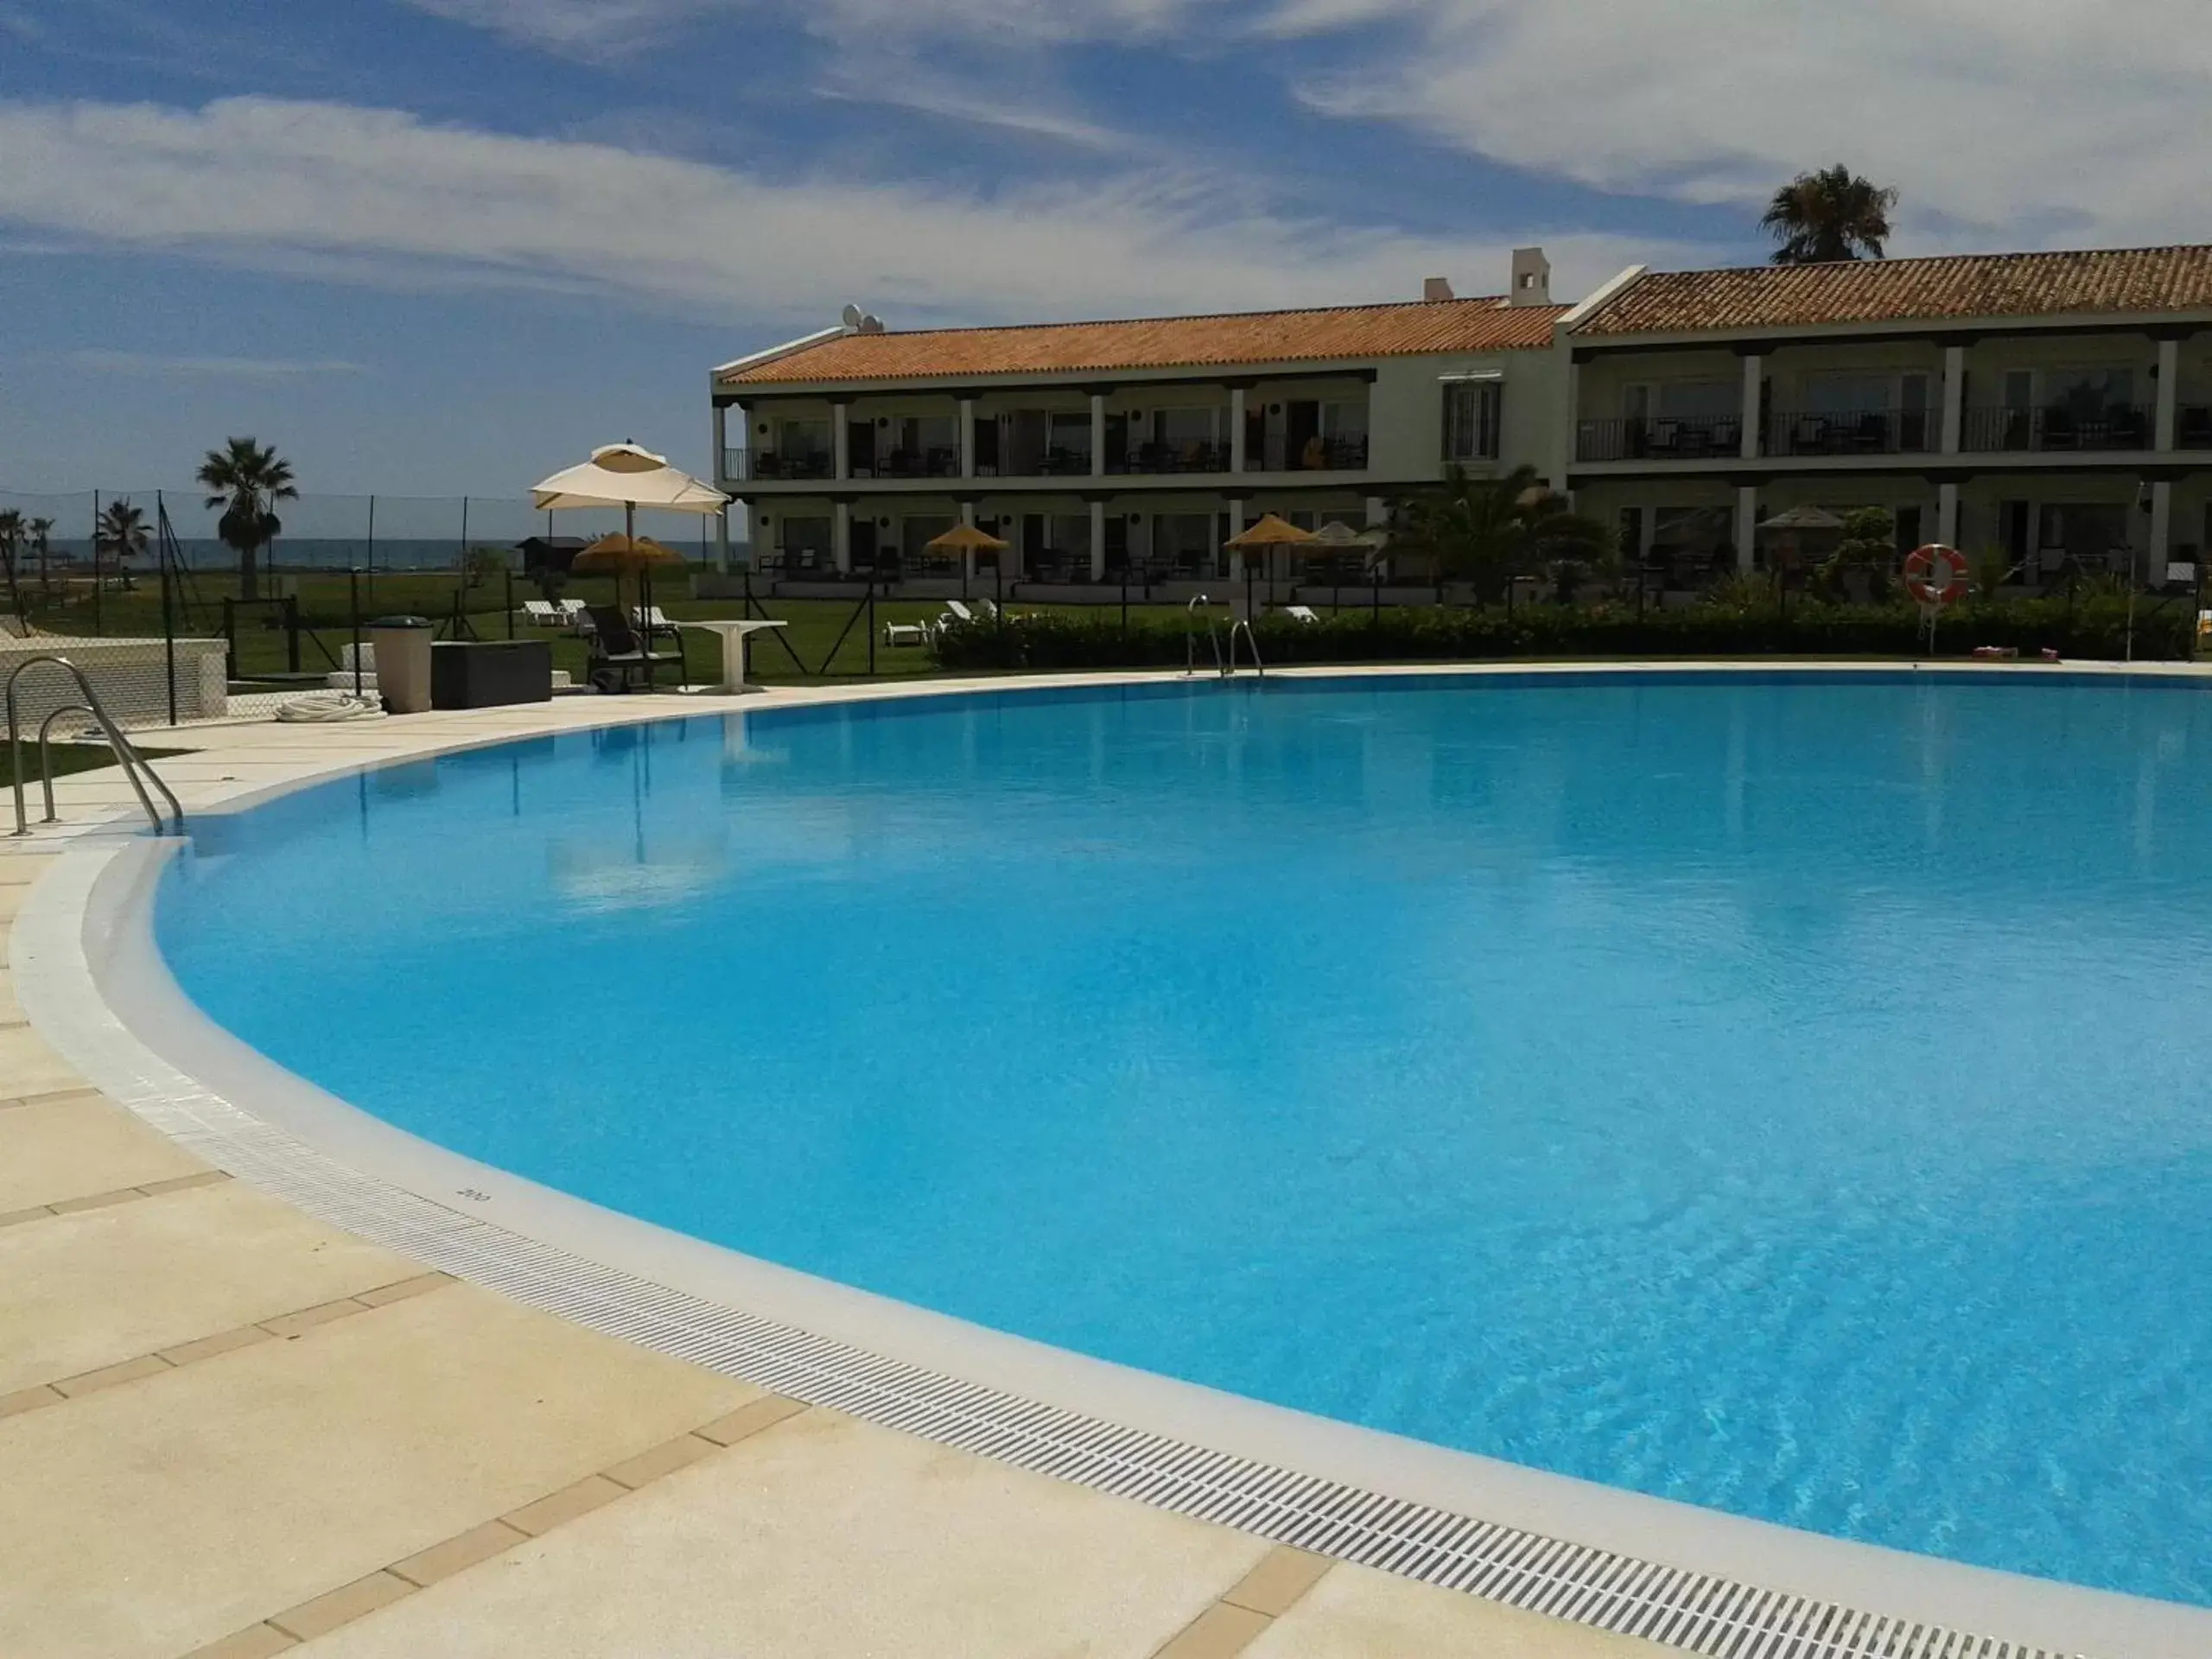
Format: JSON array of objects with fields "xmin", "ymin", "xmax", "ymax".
[{"xmin": 680, "ymin": 620, "xmax": 789, "ymax": 693}]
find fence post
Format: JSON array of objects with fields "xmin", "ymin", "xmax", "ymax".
[
  {"xmin": 158, "ymin": 493, "xmax": 179, "ymax": 726},
  {"xmin": 350, "ymin": 568, "xmax": 364, "ymax": 698},
  {"xmin": 365, "ymin": 495, "xmax": 376, "ymax": 602},
  {"xmin": 505, "ymin": 569, "xmax": 516, "ymax": 639},
  {"xmin": 867, "ymin": 577, "xmax": 876, "ymax": 677},
  {"xmin": 91, "ymin": 490, "xmax": 102, "ymax": 636},
  {"xmin": 285, "ymin": 595, "xmax": 302, "ymax": 673},
  {"xmin": 221, "ymin": 596, "xmax": 238, "ymax": 681}
]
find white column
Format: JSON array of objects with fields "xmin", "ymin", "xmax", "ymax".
[
  {"xmin": 1090, "ymin": 499, "xmax": 1107, "ymax": 582},
  {"xmin": 1937, "ymin": 482, "xmax": 1960, "ymax": 547},
  {"xmin": 2156, "ymin": 339, "xmax": 2180, "ymax": 451},
  {"xmin": 833, "ymin": 500, "xmax": 852, "ymax": 574},
  {"xmin": 2150, "ymin": 480, "xmax": 2173, "ymax": 580},
  {"xmin": 1230, "ymin": 387, "xmax": 1248, "ymax": 474},
  {"xmin": 1941, "ymin": 346, "xmax": 1965, "ymax": 455},
  {"xmin": 832, "ymin": 403, "xmax": 850, "ymax": 480},
  {"xmin": 1090, "ymin": 393, "xmax": 1106, "ymax": 479},
  {"xmin": 1734, "ymin": 486, "xmax": 1758, "ymax": 572},
  {"xmin": 1738, "ymin": 353, "xmax": 1763, "ymax": 460},
  {"xmin": 959, "ymin": 398, "xmax": 976, "ymax": 477},
  {"xmin": 711, "ymin": 403, "xmax": 728, "ymax": 485}
]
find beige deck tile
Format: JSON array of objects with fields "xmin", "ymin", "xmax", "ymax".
[
  {"xmin": 0, "ymin": 1026, "xmax": 104, "ymax": 1116},
  {"xmin": 0, "ymin": 1383, "xmax": 63, "ymax": 1419},
  {"xmin": 387, "ymin": 1520, "xmax": 530, "ymax": 1588},
  {"xmin": 181, "ymin": 1624, "xmax": 298, "ymax": 1659},
  {"xmin": 1244, "ymin": 1560, "xmax": 1673, "ymax": 1658},
  {"xmin": 353, "ymin": 1271, "xmax": 454, "ymax": 1307},
  {"xmin": 51, "ymin": 1351, "xmax": 174, "ymax": 1398},
  {"xmin": 0, "ymin": 1179, "xmax": 422, "ymax": 1394},
  {"xmin": 289, "ymin": 1408, "xmax": 1271, "ymax": 1659},
  {"xmin": 501, "ymin": 1473, "xmax": 629, "ymax": 1536},
  {"xmin": 600, "ymin": 1430, "xmax": 719, "ymax": 1490},
  {"xmin": 268, "ymin": 1573, "xmax": 416, "ymax": 1642},
  {"xmin": 259, "ymin": 1296, "xmax": 374, "ymax": 1339},
  {"xmin": 0, "ymin": 1282, "xmax": 760, "ymax": 1658},
  {"xmin": 0, "ymin": 1091, "xmax": 208, "ymax": 1211},
  {"xmin": 1220, "ymin": 1546, "xmax": 1334, "ymax": 1618},
  {"xmin": 0, "ymin": 855, "xmax": 59, "ymax": 885},
  {"xmin": 0, "ymin": 968, "xmax": 22, "ymax": 1024},
  {"xmin": 691, "ymin": 1392, "xmax": 807, "ymax": 1446},
  {"xmin": 1154, "ymin": 1602, "xmax": 1274, "ymax": 1659}
]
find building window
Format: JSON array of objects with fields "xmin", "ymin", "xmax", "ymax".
[{"xmin": 1443, "ymin": 380, "xmax": 1502, "ymax": 461}]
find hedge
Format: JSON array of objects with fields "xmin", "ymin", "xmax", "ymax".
[{"xmin": 931, "ymin": 596, "xmax": 2193, "ymax": 672}]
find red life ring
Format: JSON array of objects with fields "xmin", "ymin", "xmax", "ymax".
[{"xmin": 1904, "ymin": 543, "xmax": 1968, "ymax": 607}]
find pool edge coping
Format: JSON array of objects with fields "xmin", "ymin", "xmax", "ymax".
[{"xmin": 16, "ymin": 662, "xmax": 2212, "ymax": 1659}]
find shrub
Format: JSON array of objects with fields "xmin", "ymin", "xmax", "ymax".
[{"xmin": 929, "ymin": 595, "xmax": 2191, "ymax": 672}]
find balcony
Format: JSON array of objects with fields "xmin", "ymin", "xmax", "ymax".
[
  {"xmin": 1105, "ymin": 442, "xmax": 1231, "ymax": 476},
  {"xmin": 867, "ymin": 448, "xmax": 962, "ymax": 480},
  {"xmin": 1962, "ymin": 404, "xmax": 2155, "ymax": 453},
  {"xmin": 1765, "ymin": 408, "xmax": 1934, "ymax": 456},
  {"xmin": 729, "ymin": 449, "xmax": 835, "ymax": 481},
  {"xmin": 1242, "ymin": 434, "xmax": 1370, "ymax": 473},
  {"xmin": 1577, "ymin": 416, "xmax": 1743, "ymax": 463}
]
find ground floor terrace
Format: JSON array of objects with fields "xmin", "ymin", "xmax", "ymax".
[
  {"xmin": 1573, "ymin": 471, "xmax": 2212, "ymax": 593},
  {"xmin": 740, "ymin": 490, "xmax": 1390, "ymax": 588}
]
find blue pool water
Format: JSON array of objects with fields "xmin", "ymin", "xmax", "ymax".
[{"xmin": 156, "ymin": 674, "xmax": 2212, "ymax": 1605}]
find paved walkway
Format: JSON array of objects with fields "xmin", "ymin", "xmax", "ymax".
[{"xmin": 1, "ymin": 692, "xmax": 1665, "ymax": 1657}]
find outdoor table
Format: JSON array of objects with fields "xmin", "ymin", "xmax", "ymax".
[{"xmin": 680, "ymin": 619, "xmax": 788, "ymax": 693}]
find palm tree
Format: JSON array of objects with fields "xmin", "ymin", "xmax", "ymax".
[
  {"xmin": 1761, "ymin": 166, "xmax": 1898, "ymax": 264},
  {"xmin": 195, "ymin": 436, "xmax": 296, "ymax": 598},
  {"xmin": 1395, "ymin": 465, "xmax": 1613, "ymax": 604},
  {"xmin": 0, "ymin": 508, "xmax": 22, "ymax": 625},
  {"xmin": 28, "ymin": 517, "xmax": 53, "ymax": 595},
  {"xmin": 95, "ymin": 499, "xmax": 149, "ymax": 594}
]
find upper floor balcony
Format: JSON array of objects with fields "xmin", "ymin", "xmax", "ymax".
[
  {"xmin": 1960, "ymin": 404, "xmax": 2156, "ymax": 453},
  {"xmin": 1576, "ymin": 399, "xmax": 2212, "ymax": 464}
]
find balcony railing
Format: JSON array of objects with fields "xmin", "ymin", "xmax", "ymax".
[
  {"xmin": 1242, "ymin": 435, "xmax": 1370, "ymax": 473},
  {"xmin": 1765, "ymin": 408, "xmax": 1934, "ymax": 456},
  {"xmin": 1107, "ymin": 442, "xmax": 1231, "ymax": 475},
  {"xmin": 734, "ymin": 450, "xmax": 836, "ymax": 481},
  {"xmin": 1962, "ymin": 404, "xmax": 2155, "ymax": 453},
  {"xmin": 868, "ymin": 448, "xmax": 962, "ymax": 480},
  {"xmin": 1577, "ymin": 416, "xmax": 1743, "ymax": 463}
]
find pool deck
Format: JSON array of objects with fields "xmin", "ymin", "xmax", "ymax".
[{"xmin": 7, "ymin": 664, "xmax": 2210, "ymax": 1658}]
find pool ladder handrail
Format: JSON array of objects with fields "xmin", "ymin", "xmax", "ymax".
[
  {"xmin": 6, "ymin": 654, "xmax": 186, "ymax": 837},
  {"xmin": 1226, "ymin": 618, "xmax": 1264, "ymax": 678},
  {"xmin": 1185, "ymin": 595, "xmax": 1224, "ymax": 678}
]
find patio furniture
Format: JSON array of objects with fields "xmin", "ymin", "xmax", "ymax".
[
  {"xmin": 883, "ymin": 620, "xmax": 928, "ymax": 647},
  {"xmin": 431, "ymin": 640, "xmax": 554, "ymax": 709},
  {"xmin": 678, "ymin": 619, "xmax": 787, "ymax": 693},
  {"xmin": 583, "ymin": 605, "xmax": 683, "ymax": 693},
  {"xmin": 1283, "ymin": 605, "xmax": 1321, "ymax": 624},
  {"xmin": 521, "ymin": 600, "xmax": 561, "ymax": 626}
]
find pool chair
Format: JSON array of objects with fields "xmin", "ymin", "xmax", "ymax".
[
  {"xmin": 1283, "ymin": 605, "xmax": 1321, "ymax": 624},
  {"xmin": 582, "ymin": 606, "xmax": 683, "ymax": 693},
  {"xmin": 883, "ymin": 620, "xmax": 928, "ymax": 647},
  {"xmin": 521, "ymin": 599, "xmax": 561, "ymax": 627},
  {"xmin": 943, "ymin": 599, "xmax": 977, "ymax": 624}
]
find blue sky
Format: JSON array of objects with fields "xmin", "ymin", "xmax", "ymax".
[{"xmin": 1, "ymin": 1, "xmax": 2199, "ymax": 504}]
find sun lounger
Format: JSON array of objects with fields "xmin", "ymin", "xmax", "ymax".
[
  {"xmin": 521, "ymin": 600, "xmax": 561, "ymax": 626},
  {"xmin": 943, "ymin": 599, "xmax": 977, "ymax": 623},
  {"xmin": 883, "ymin": 620, "xmax": 928, "ymax": 647},
  {"xmin": 1283, "ymin": 605, "xmax": 1321, "ymax": 624}
]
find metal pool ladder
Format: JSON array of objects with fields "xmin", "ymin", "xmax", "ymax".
[
  {"xmin": 6, "ymin": 654, "xmax": 186, "ymax": 837},
  {"xmin": 1185, "ymin": 595, "xmax": 1224, "ymax": 677}
]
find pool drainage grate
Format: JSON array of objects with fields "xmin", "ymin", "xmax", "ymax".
[{"xmin": 92, "ymin": 1070, "xmax": 2088, "ymax": 1659}]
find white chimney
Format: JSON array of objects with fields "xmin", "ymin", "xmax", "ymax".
[
  {"xmin": 1422, "ymin": 276, "xmax": 1456, "ymax": 303},
  {"xmin": 1510, "ymin": 246, "xmax": 1552, "ymax": 307}
]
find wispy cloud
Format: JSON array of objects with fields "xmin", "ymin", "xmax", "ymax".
[
  {"xmin": 64, "ymin": 350, "xmax": 369, "ymax": 378},
  {"xmin": 0, "ymin": 96, "xmax": 1688, "ymax": 327},
  {"xmin": 404, "ymin": 0, "xmax": 1200, "ymax": 56},
  {"xmin": 1286, "ymin": 0, "xmax": 2212, "ymax": 253}
]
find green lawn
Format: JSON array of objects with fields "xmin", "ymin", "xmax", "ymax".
[{"xmin": 0, "ymin": 740, "xmax": 184, "ymax": 788}]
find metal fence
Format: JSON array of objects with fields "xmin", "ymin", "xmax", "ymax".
[{"xmin": 0, "ymin": 489, "xmax": 749, "ymax": 729}]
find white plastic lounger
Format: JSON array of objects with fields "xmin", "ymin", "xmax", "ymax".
[
  {"xmin": 883, "ymin": 620, "xmax": 927, "ymax": 647},
  {"xmin": 1284, "ymin": 605, "xmax": 1321, "ymax": 624},
  {"xmin": 521, "ymin": 600, "xmax": 560, "ymax": 626},
  {"xmin": 943, "ymin": 599, "xmax": 976, "ymax": 623}
]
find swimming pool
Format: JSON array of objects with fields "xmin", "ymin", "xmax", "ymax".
[{"xmin": 152, "ymin": 672, "xmax": 2212, "ymax": 1607}]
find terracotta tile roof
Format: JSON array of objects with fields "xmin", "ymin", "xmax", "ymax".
[
  {"xmin": 1577, "ymin": 245, "xmax": 2212, "ymax": 337},
  {"xmin": 720, "ymin": 298, "xmax": 1568, "ymax": 386}
]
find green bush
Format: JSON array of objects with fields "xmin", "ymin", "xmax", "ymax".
[{"xmin": 931, "ymin": 594, "xmax": 2192, "ymax": 672}]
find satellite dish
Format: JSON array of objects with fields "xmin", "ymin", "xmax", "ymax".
[
  {"xmin": 859, "ymin": 313, "xmax": 884, "ymax": 334},
  {"xmin": 841, "ymin": 303, "xmax": 863, "ymax": 329}
]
